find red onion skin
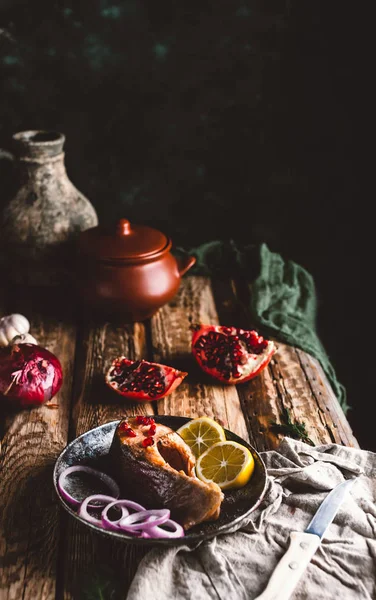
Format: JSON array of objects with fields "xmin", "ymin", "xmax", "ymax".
[{"xmin": 0, "ymin": 343, "xmax": 63, "ymax": 408}]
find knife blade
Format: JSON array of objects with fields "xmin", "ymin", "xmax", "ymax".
[{"xmin": 254, "ymin": 478, "xmax": 356, "ymax": 600}]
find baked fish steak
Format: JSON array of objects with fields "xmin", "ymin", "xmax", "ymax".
[{"xmin": 109, "ymin": 417, "xmax": 224, "ymax": 530}]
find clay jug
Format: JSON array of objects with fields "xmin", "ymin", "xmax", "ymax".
[{"xmin": 0, "ymin": 130, "xmax": 98, "ymax": 285}]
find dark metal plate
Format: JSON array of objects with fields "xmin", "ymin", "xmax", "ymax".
[{"xmin": 53, "ymin": 416, "xmax": 268, "ymax": 546}]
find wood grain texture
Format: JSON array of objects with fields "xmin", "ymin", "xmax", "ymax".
[
  {"xmin": 208, "ymin": 278, "xmax": 281, "ymax": 450},
  {"xmin": 295, "ymin": 348, "xmax": 359, "ymax": 448},
  {"xmin": 70, "ymin": 320, "xmax": 151, "ymax": 436},
  {"xmin": 150, "ymin": 276, "xmax": 249, "ymax": 441},
  {"xmin": 0, "ymin": 276, "xmax": 360, "ymax": 600},
  {"xmin": 0, "ymin": 298, "xmax": 76, "ymax": 600},
  {"xmin": 60, "ymin": 318, "xmax": 151, "ymax": 600},
  {"xmin": 224, "ymin": 277, "xmax": 359, "ymax": 451},
  {"xmin": 237, "ymin": 341, "xmax": 359, "ymax": 451}
]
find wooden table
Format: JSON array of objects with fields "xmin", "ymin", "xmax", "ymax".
[{"xmin": 0, "ymin": 276, "xmax": 359, "ymax": 600}]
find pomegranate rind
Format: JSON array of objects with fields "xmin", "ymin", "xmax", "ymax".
[
  {"xmin": 191, "ymin": 325, "xmax": 275, "ymax": 384},
  {"xmin": 105, "ymin": 357, "xmax": 187, "ymax": 402}
]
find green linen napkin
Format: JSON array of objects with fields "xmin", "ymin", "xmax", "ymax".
[{"xmin": 175, "ymin": 240, "xmax": 348, "ymax": 413}]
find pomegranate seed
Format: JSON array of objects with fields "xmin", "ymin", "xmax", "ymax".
[
  {"xmin": 222, "ymin": 327, "xmax": 232, "ymax": 335},
  {"xmin": 149, "ymin": 424, "xmax": 157, "ymax": 435},
  {"xmin": 142, "ymin": 437, "xmax": 154, "ymax": 447},
  {"xmin": 118, "ymin": 422, "xmax": 137, "ymax": 437}
]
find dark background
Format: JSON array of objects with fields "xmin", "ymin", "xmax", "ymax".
[{"xmin": 0, "ymin": 1, "xmax": 373, "ymax": 450}]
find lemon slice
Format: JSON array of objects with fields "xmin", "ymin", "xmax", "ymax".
[
  {"xmin": 176, "ymin": 417, "xmax": 226, "ymax": 458},
  {"xmin": 196, "ymin": 441, "xmax": 255, "ymax": 490}
]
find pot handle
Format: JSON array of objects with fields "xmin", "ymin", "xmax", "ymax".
[{"xmin": 177, "ymin": 255, "xmax": 196, "ymax": 277}]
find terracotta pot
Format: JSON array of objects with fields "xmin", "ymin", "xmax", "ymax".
[
  {"xmin": 76, "ymin": 218, "xmax": 196, "ymax": 321},
  {"xmin": 0, "ymin": 130, "xmax": 98, "ymax": 285}
]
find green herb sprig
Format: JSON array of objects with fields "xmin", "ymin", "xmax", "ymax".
[
  {"xmin": 79, "ymin": 565, "xmax": 122, "ymax": 600},
  {"xmin": 269, "ymin": 407, "xmax": 314, "ymax": 446}
]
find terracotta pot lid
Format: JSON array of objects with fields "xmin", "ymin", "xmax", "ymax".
[{"xmin": 78, "ymin": 219, "xmax": 171, "ymax": 261}]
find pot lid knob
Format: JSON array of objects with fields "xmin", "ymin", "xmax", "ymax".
[{"xmin": 117, "ymin": 219, "xmax": 131, "ymax": 236}]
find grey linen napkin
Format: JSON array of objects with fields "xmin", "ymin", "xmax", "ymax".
[{"xmin": 126, "ymin": 438, "xmax": 376, "ymax": 600}]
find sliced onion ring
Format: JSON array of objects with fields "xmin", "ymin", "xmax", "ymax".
[
  {"xmin": 118, "ymin": 509, "xmax": 170, "ymax": 532},
  {"xmin": 78, "ymin": 494, "xmax": 117, "ymax": 526},
  {"xmin": 58, "ymin": 465, "xmax": 185, "ymax": 539},
  {"xmin": 145, "ymin": 519, "xmax": 185, "ymax": 538},
  {"xmin": 101, "ymin": 499, "xmax": 145, "ymax": 531},
  {"xmin": 58, "ymin": 465, "xmax": 120, "ymax": 508}
]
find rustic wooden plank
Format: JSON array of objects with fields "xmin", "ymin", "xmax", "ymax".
[
  {"xmin": 267, "ymin": 342, "xmax": 336, "ymax": 447},
  {"xmin": 210, "ymin": 278, "xmax": 359, "ymax": 451},
  {"xmin": 230, "ymin": 276, "xmax": 359, "ymax": 450},
  {"xmin": 59, "ymin": 518, "xmax": 150, "ymax": 600},
  {"xmin": 214, "ymin": 277, "xmax": 289, "ymax": 451},
  {"xmin": 71, "ymin": 320, "xmax": 151, "ymax": 433},
  {"xmin": 60, "ymin": 319, "xmax": 151, "ymax": 600},
  {"xmin": 237, "ymin": 338, "xmax": 360, "ymax": 451},
  {"xmin": 1, "ymin": 268, "xmax": 361, "ymax": 600},
  {"xmin": 234, "ymin": 351, "xmax": 281, "ymax": 452},
  {"xmin": 59, "ymin": 276, "xmax": 251, "ymax": 599},
  {"xmin": 0, "ymin": 290, "xmax": 75, "ymax": 600},
  {"xmin": 295, "ymin": 348, "xmax": 359, "ymax": 448},
  {"xmin": 150, "ymin": 276, "xmax": 249, "ymax": 441},
  {"xmin": 208, "ymin": 278, "xmax": 281, "ymax": 451}
]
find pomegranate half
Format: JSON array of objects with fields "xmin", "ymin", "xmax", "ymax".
[
  {"xmin": 191, "ymin": 324, "xmax": 275, "ymax": 384},
  {"xmin": 105, "ymin": 357, "xmax": 187, "ymax": 402}
]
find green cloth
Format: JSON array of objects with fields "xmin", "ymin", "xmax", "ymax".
[{"xmin": 175, "ymin": 241, "xmax": 348, "ymax": 413}]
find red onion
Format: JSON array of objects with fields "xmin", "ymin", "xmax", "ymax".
[
  {"xmin": 0, "ymin": 342, "xmax": 63, "ymax": 407},
  {"xmin": 58, "ymin": 465, "xmax": 120, "ymax": 508}
]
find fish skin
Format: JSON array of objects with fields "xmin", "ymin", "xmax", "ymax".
[{"xmin": 110, "ymin": 418, "xmax": 224, "ymax": 530}]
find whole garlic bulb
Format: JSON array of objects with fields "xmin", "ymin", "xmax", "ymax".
[
  {"xmin": 0, "ymin": 314, "xmax": 31, "ymax": 347},
  {"xmin": 11, "ymin": 333, "xmax": 38, "ymax": 345}
]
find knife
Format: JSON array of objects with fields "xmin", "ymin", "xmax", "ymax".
[{"xmin": 254, "ymin": 478, "xmax": 356, "ymax": 600}]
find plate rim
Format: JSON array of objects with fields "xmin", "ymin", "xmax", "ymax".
[{"xmin": 53, "ymin": 416, "xmax": 268, "ymax": 546}]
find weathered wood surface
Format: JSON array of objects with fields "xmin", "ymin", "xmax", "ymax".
[
  {"xmin": 0, "ymin": 276, "xmax": 359, "ymax": 600},
  {"xmin": 151, "ymin": 277, "xmax": 249, "ymax": 441},
  {"xmin": 0, "ymin": 292, "xmax": 76, "ymax": 600}
]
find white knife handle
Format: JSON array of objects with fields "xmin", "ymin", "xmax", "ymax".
[{"xmin": 254, "ymin": 531, "xmax": 321, "ymax": 600}]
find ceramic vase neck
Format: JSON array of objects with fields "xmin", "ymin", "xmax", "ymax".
[{"xmin": 12, "ymin": 130, "xmax": 66, "ymax": 163}]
